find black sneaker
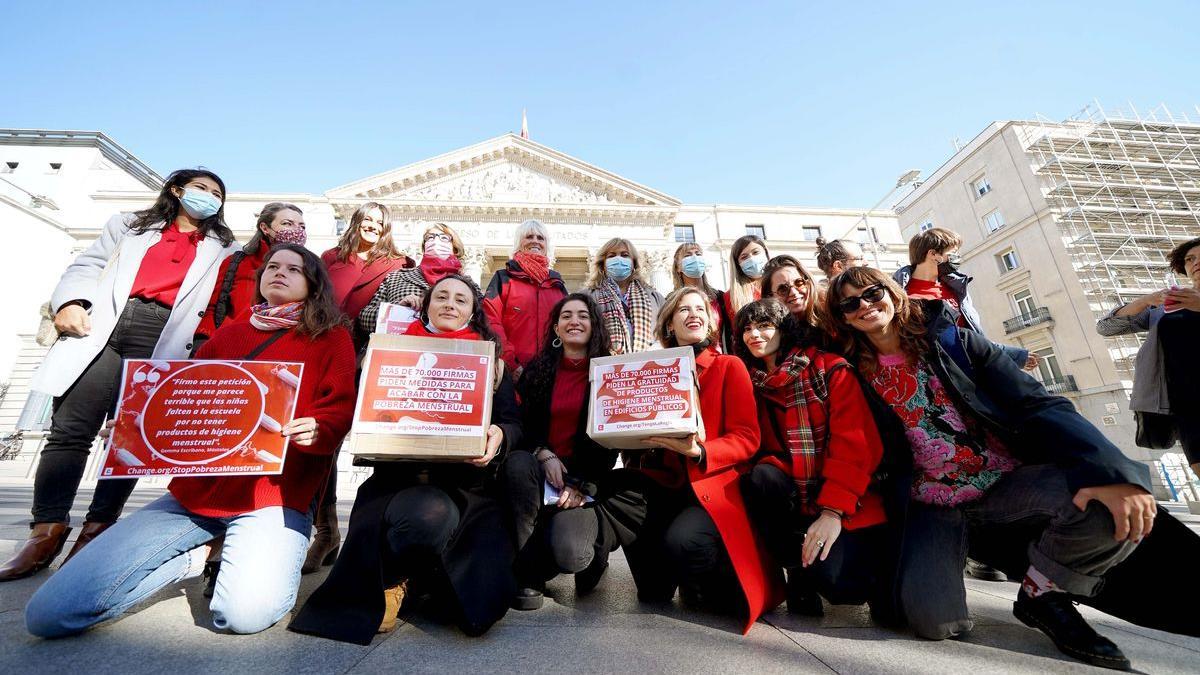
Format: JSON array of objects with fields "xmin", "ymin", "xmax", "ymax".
[
  {"xmin": 574, "ymin": 559, "xmax": 608, "ymax": 596},
  {"xmin": 785, "ymin": 569, "xmax": 824, "ymax": 617},
  {"xmin": 1013, "ymin": 589, "xmax": 1131, "ymax": 671},
  {"xmin": 512, "ymin": 587, "xmax": 544, "ymax": 611},
  {"xmin": 965, "ymin": 558, "xmax": 1007, "ymax": 582},
  {"xmin": 201, "ymin": 560, "xmax": 220, "ymax": 599}
]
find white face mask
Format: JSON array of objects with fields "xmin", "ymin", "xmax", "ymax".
[{"xmin": 424, "ymin": 238, "xmax": 454, "ymax": 259}]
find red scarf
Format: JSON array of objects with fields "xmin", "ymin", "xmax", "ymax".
[
  {"xmin": 404, "ymin": 320, "xmax": 480, "ymax": 341},
  {"xmin": 513, "ymin": 252, "xmax": 550, "ymax": 285},
  {"xmin": 418, "ymin": 255, "xmax": 463, "ymax": 286}
]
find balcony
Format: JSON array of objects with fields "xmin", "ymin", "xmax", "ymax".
[
  {"xmin": 1042, "ymin": 375, "xmax": 1079, "ymax": 394},
  {"xmin": 1003, "ymin": 307, "xmax": 1053, "ymax": 334}
]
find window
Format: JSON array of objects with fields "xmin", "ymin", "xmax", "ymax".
[
  {"xmin": 674, "ymin": 224, "xmax": 696, "ymax": 243},
  {"xmin": 1, "ymin": 161, "xmax": 16, "ymax": 173},
  {"xmin": 801, "ymin": 225, "xmax": 821, "ymax": 241},
  {"xmin": 983, "ymin": 209, "xmax": 1006, "ymax": 233},
  {"xmin": 997, "ymin": 248, "xmax": 1020, "ymax": 273},
  {"xmin": 746, "ymin": 224, "xmax": 766, "ymax": 239},
  {"xmin": 918, "ymin": 220, "xmax": 934, "ymax": 232},
  {"xmin": 47, "ymin": 162, "xmax": 62, "ymax": 174},
  {"xmin": 335, "ymin": 219, "xmax": 348, "ymax": 236},
  {"xmin": 973, "ymin": 177, "xmax": 992, "ymax": 198},
  {"xmin": 1012, "ymin": 288, "xmax": 1037, "ymax": 316},
  {"xmin": 1033, "ymin": 348, "xmax": 1064, "ymax": 384}
]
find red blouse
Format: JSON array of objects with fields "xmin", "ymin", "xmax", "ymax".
[
  {"xmin": 906, "ymin": 278, "xmax": 966, "ymax": 327},
  {"xmin": 547, "ymin": 356, "xmax": 589, "ymax": 459},
  {"xmin": 129, "ymin": 223, "xmax": 203, "ymax": 307}
]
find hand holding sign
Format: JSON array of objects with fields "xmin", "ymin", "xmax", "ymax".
[{"xmin": 282, "ymin": 417, "xmax": 319, "ymax": 446}]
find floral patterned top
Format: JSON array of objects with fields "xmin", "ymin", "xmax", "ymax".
[{"xmin": 870, "ymin": 353, "xmax": 1019, "ymax": 506}]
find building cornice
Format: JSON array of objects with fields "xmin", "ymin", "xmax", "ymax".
[{"xmin": 0, "ymin": 129, "xmax": 163, "ymax": 190}]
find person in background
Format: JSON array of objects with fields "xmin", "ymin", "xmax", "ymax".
[
  {"xmin": 306, "ymin": 202, "xmax": 413, "ymax": 576},
  {"xmin": 357, "ymin": 222, "xmax": 470, "ymax": 336},
  {"xmin": 483, "ymin": 219, "xmax": 567, "ymax": 379},
  {"xmin": 671, "ymin": 242, "xmax": 725, "ymax": 350},
  {"xmin": 721, "ymin": 235, "xmax": 771, "ymax": 346},
  {"xmin": 194, "ymin": 202, "xmax": 307, "ymax": 350},
  {"xmin": 734, "ymin": 298, "xmax": 889, "ymax": 618},
  {"xmin": 291, "ymin": 274, "xmax": 522, "ymax": 644},
  {"xmin": 1, "ymin": 169, "xmax": 238, "ymax": 582},
  {"xmin": 814, "ymin": 237, "xmax": 867, "ymax": 286},
  {"xmin": 584, "ymin": 237, "xmax": 663, "ymax": 355},
  {"xmin": 24, "ymin": 244, "xmax": 357, "ymax": 636},
  {"xmin": 828, "ymin": 266, "xmax": 1154, "ymax": 671},
  {"xmin": 502, "ymin": 293, "xmax": 618, "ymax": 610}
]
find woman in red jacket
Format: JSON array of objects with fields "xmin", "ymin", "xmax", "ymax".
[
  {"xmin": 615, "ymin": 287, "xmax": 783, "ymax": 634},
  {"xmin": 483, "ymin": 219, "xmax": 567, "ymax": 379},
  {"xmin": 194, "ymin": 202, "xmax": 308, "ymax": 347},
  {"xmin": 733, "ymin": 298, "xmax": 887, "ymax": 617},
  {"xmin": 26, "ymin": 244, "xmax": 357, "ymax": 637}
]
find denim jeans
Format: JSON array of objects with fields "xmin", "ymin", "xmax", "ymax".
[
  {"xmin": 897, "ymin": 464, "xmax": 1137, "ymax": 639},
  {"xmin": 25, "ymin": 493, "xmax": 311, "ymax": 637}
]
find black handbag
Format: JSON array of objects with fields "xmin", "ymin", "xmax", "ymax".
[{"xmin": 1134, "ymin": 411, "xmax": 1178, "ymax": 450}]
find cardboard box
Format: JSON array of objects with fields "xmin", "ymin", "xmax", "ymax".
[
  {"xmin": 587, "ymin": 346, "xmax": 703, "ymax": 450},
  {"xmin": 375, "ymin": 302, "xmax": 418, "ymax": 335},
  {"xmin": 350, "ymin": 334, "xmax": 495, "ymax": 461}
]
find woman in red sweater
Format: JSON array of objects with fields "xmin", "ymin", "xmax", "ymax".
[
  {"xmin": 26, "ymin": 244, "xmax": 357, "ymax": 637},
  {"xmin": 615, "ymin": 287, "xmax": 783, "ymax": 634},
  {"xmin": 733, "ymin": 298, "xmax": 888, "ymax": 617}
]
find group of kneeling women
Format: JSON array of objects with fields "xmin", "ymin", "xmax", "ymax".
[{"xmin": 16, "ymin": 169, "xmax": 1199, "ymax": 672}]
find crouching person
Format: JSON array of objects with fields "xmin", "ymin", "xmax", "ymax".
[
  {"xmin": 828, "ymin": 267, "xmax": 1154, "ymax": 671},
  {"xmin": 25, "ymin": 244, "xmax": 357, "ymax": 637},
  {"xmin": 289, "ymin": 274, "xmax": 522, "ymax": 644}
]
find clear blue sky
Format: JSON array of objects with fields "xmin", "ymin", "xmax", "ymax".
[{"xmin": 3, "ymin": 1, "xmax": 1197, "ymax": 208}]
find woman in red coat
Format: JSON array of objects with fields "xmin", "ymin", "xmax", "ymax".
[
  {"xmin": 733, "ymin": 298, "xmax": 888, "ymax": 617},
  {"xmin": 483, "ymin": 219, "xmax": 567, "ymax": 379},
  {"xmin": 616, "ymin": 287, "xmax": 783, "ymax": 634}
]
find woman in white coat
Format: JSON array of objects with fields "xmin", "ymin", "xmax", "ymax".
[{"xmin": 0, "ymin": 169, "xmax": 238, "ymax": 581}]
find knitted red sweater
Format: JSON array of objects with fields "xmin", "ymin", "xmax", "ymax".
[{"xmin": 169, "ymin": 321, "xmax": 357, "ymax": 516}]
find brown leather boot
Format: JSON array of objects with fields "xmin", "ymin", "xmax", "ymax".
[
  {"xmin": 301, "ymin": 504, "xmax": 341, "ymax": 574},
  {"xmin": 60, "ymin": 521, "xmax": 115, "ymax": 567},
  {"xmin": 0, "ymin": 522, "xmax": 72, "ymax": 581},
  {"xmin": 378, "ymin": 580, "xmax": 408, "ymax": 633}
]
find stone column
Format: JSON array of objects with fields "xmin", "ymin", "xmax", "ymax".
[
  {"xmin": 463, "ymin": 246, "xmax": 490, "ymax": 287},
  {"xmin": 643, "ymin": 249, "xmax": 673, "ymax": 295}
]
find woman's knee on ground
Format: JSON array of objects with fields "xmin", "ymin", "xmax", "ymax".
[{"xmin": 384, "ymin": 488, "xmax": 460, "ymax": 552}]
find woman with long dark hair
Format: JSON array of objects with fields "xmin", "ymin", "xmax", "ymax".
[
  {"xmin": 291, "ymin": 274, "xmax": 523, "ymax": 644},
  {"xmin": 25, "ymin": 244, "xmax": 358, "ymax": 636},
  {"xmin": 501, "ymin": 292, "xmax": 618, "ymax": 610},
  {"xmin": 2, "ymin": 169, "xmax": 239, "ymax": 582},
  {"xmin": 828, "ymin": 266, "xmax": 1155, "ymax": 670}
]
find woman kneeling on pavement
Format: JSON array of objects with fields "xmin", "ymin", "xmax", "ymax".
[
  {"xmin": 827, "ymin": 266, "xmax": 1154, "ymax": 671},
  {"xmin": 290, "ymin": 274, "xmax": 522, "ymax": 644},
  {"xmin": 502, "ymin": 292, "xmax": 623, "ymax": 610},
  {"xmin": 25, "ymin": 244, "xmax": 357, "ymax": 637},
  {"xmin": 734, "ymin": 298, "xmax": 889, "ymax": 618},
  {"xmin": 611, "ymin": 287, "xmax": 783, "ymax": 634}
]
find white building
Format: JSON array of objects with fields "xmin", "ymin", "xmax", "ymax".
[{"xmin": 0, "ymin": 128, "xmax": 905, "ymax": 480}]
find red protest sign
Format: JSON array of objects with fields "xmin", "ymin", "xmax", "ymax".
[{"xmin": 100, "ymin": 359, "xmax": 303, "ymax": 479}]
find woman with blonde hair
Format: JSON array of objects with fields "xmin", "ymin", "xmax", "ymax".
[
  {"xmin": 358, "ymin": 222, "xmax": 472, "ymax": 335},
  {"xmin": 671, "ymin": 242, "xmax": 725, "ymax": 349},
  {"xmin": 584, "ymin": 237, "xmax": 663, "ymax": 355}
]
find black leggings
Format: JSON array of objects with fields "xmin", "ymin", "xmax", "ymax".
[{"xmin": 33, "ymin": 299, "xmax": 167, "ymax": 524}]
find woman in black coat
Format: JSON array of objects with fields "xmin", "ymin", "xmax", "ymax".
[{"xmin": 289, "ymin": 275, "xmax": 522, "ymax": 644}]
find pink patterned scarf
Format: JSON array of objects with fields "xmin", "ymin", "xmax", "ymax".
[{"xmin": 250, "ymin": 301, "xmax": 304, "ymax": 331}]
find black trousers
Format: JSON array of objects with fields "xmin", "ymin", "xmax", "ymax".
[
  {"xmin": 32, "ymin": 298, "xmax": 168, "ymax": 524},
  {"xmin": 501, "ymin": 451, "xmax": 607, "ymax": 583},
  {"xmin": 381, "ymin": 485, "xmax": 461, "ymax": 580},
  {"xmin": 740, "ymin": 463, "xmax": 885, "ymax": 606}
]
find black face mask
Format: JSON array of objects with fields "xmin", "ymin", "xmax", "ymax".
[{"xmin": 937, "ymin": 254, "xmax": 962, "ymax": 277}]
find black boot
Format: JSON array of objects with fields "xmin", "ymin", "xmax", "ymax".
[
  {"xmin": 1013, "ymin": 589, "xmax": 1131, "ymax": 671},
  {"xmin": 786, "ymin": 568, "xmax": 824, "ymax": 617},
  {"xmin": 575, "ymin": 557, "xmax": 608, "ymax": 596},
  {"xmin": 965, "ymin": 558, "xmax": 1007, "ymax": 582},
  {"xmin": 512, "ymin": 586, "xmax": 544, "ymax": 611}
]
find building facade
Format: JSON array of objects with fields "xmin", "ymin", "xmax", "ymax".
[
  {"xmin": 0, "ymin": 129, "xmax": 905, "ymax": 482},
  {"xmin": 894, "ymin": 103, "xmax": 1200, "ymax": 488}
]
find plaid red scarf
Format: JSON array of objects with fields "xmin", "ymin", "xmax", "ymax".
[{"xmin": 593, "ymin": 278, "xmax": 657, "ymax": 355}]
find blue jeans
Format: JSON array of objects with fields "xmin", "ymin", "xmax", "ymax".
[{"xmin": 25, "ymin": 493, "xmax": 311, "ymax": 637}]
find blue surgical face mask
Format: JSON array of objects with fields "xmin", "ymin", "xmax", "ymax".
[
  {"xmin": 739, "ymin": 253, "xmax": 768, "ymax": 278},
  {"xmin": 605, "ymin": 256, "xmax": 633, "ymax": 281},
  {"xmin": 179, "ymin": 188, "xmax": 221, "ymax": 220},
  {"xmin": 681, "ymin": 255, "xmax": 707, "ymax": 279}
]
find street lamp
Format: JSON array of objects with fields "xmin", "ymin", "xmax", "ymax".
[{"xmin": 847, "ymin": 169, "xmax": 922, "ymax": 268}]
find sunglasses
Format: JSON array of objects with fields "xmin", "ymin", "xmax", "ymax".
[
  {"xmin": 835, "ymin": 284, "xmax": 887, "ymax": 315},
  {"xmin": 773, "ymin": 277, "xmax": 810, "ymax": 300}
]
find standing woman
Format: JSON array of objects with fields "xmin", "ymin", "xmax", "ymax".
[
  {"xmin": 0, "ymin": 169, "xmax": 238, "ymax": 582},
  {"xmin": 502, "ymin": 293, "xmax": 617, "ymax": 610},
  {"xmin": 672, "ymin": 242, "xmax": 725, "ymax": 348},
  {"xmin": 813, "ymin": 238, "xmax": 866, "ymax": 287},
  {"xmin": 194, "ymin": 202, "xmax": 307, "ymax": 347},
  {"xmin": 25, "ymin": 244, "xmax": 357, "ymax": 636},
  {"xmin": 584, "ymin": 238, "xmax": 663, "ymax": 355},
  {"xmin": 733, "ymin": 298, "xmax": 888, "ymax": 617},
  {"xmin": 357, "ymin": 222, "xmax": 469, "ymax": 335},
  {"xmin": 483, "ymin": 219, "xmax": 567, "ymax": 378},
  {"xmin": 614, "ymin": 287, "xmax": 782, "ymax": 634},
  {"xmin": 291, "ymin": 274, "xmax": 522, "ymax": 644},
  {"xmin": 721, "ymin": 235, "xmax": 771, "ymax": 339}
]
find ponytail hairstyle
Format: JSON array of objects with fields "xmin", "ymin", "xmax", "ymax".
[
  {"xmin": 253, "ymin": 244, "xmax": 347, "ymax": 337},
  {"xmin": 814, "ymin": 237, "xmax": 864, "ymax": 278},
  {"xmin": 246, "ymin": 202, "xmax": 303, "ymax": 255},
  {"xmin": 826, "ymin": 266, "xmax": 927, "ymax": 375},
  {"xmin": 130, "ymin": 168, "xmax": 235, "ymax": 246},
  {"xmin": 334, "ymin": 201, "xmax": 409, "ymax": 265}
]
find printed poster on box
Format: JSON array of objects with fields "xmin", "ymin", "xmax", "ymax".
[
  {"xmin": 100, "ymin": 359, "xmax": 303, "ymax": 479},
  {"xmin": 350, "ymin": 334, "xmax": 495, "ymax": 461},
  {"xmin": 587, "ymin": 346, "xmax": 702, "ymax": 450}
]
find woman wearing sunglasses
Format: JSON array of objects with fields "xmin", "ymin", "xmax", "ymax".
[
  {"xmin": 828, "ymin": 267, "xmax": 1155, "ymax": 671},
  {"xmin": 733, "ymin": 298, "xmax": 889, "ymax": 618},
  {"xmin": 357, "ymin": 223, "xmax": 472, "ymax": 335}
]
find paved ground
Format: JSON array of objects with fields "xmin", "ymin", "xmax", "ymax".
[{"xmin": 0, "ymin": 484, "xmax": 1196, "ymax": 674}]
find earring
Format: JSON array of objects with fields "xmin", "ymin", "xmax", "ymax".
[{"xmin": 552, "ymin": 337, "xmax": 562, "ymax": 348}]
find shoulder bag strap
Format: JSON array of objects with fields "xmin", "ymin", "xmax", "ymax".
[
  {"xmin": 213, "ymin": 251, "xmax": 248, "ymax": 329},
  {"xmin": 244, "ymin": 329, "xmax": 289, "ymax": 360}
]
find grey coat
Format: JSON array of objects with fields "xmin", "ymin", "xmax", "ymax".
[
  {"xmin": 29, "ymin": 213, "xmax": 237, "ymax": 397},
  {"xmin": 1096, "ymin": 304, "xmax": 1168, "ymax": 414}
]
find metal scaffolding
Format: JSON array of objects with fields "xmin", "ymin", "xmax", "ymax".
[{"xmin": 1017, "ymin": 102, "xmax": 1200, "ymax": 381}]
